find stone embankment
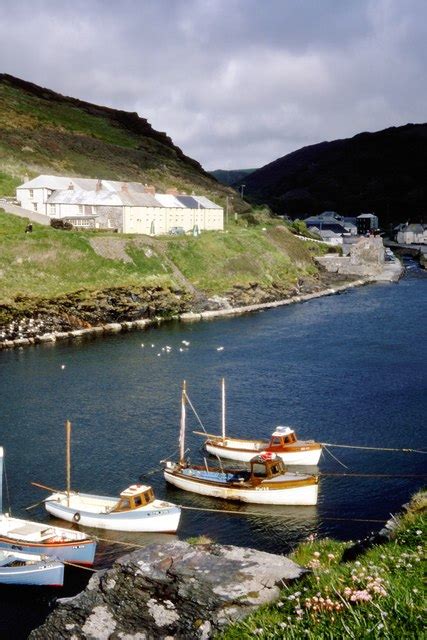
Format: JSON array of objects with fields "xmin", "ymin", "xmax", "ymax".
[
  {"xmin": 315, "ymin": 236, "xmax": 404, "ymax": 283},
  {"xmin": 0, "ymin": 277, "xmax": 365, "ymax": 350},
  {"xmin": 30, "ymin": 541, "xmax": 306, "ymax": 640},
  {"xmin": 0, "ymin": 237, "xmax": 405, "ymax": 351}
]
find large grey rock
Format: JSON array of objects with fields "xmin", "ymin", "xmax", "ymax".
[{"xmin": 30, "ymin": 541, "xmax": 306, "ymax": 640}]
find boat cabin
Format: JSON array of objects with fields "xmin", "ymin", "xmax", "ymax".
[
  {"xmin": 112, "ymin": 484, "xmax": 154, "ymax": 512},
  {"xmin": 249, "ymin": 454, "xmax": 286, "ymax": 480},
  {"xmin": 268, "ymin": 426, "xmax": 297, "ymax": 449}
]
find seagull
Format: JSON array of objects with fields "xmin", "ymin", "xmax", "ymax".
[
  {"xmin": 216, "ymin": 346, "xmax": 224, "ymax": 351},
  {"xmin": 141, "ymin": 343, "xmax": 145, "ymax": 348},
  {"xmin": 179, "ymin": 347, "xmax": 184, "ymax": 352},
  {"xmin": 182, "ymin": 340, "xmax": 190, "ymax": 346},
  {"xmin": 151, "ymin": 344, "xmax": 155, "ymax": 348},
  {"xmin": 61, "ymin": 364, "xmax": 66, "ymax": 370}
]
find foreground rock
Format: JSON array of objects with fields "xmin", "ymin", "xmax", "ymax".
[{"xmin": 30, "ymin": 541, "xmax": 306, "ymax": 640}]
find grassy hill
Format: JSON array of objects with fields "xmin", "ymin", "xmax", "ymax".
[
  {"xmin": 0, "ymin": 209, "xmax": 323, "ymax": 310},
  {"xmin": 0, "ymin": 73, "xmax": 242, "ymax": 212},
  {"xmin": 238, "ymin": 123, "xmax": 427, "ymax": 226}
]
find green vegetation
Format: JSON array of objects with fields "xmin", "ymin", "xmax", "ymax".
[
  {"xmin": 218, "ymin": 491, "xmax": 426, "ymax": 639},
  {"xmin": 0, "ymin": 210, "xmax": 324, "ymax": 305}
]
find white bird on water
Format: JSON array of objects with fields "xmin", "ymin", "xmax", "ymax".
[
  {"xmin": 61, "ymin": 364, "xmax": 66, "ymax": 369},
  {"xmin": 182, "ymin": 340, "xmax": 190, "ymax": 346},
  {"xmin": 141, "ymin": 343, "xmax": 145, "ymax": 348},
  {"xmin": 216, "ymin": 346, "xmax": 224, "ymax": 351}
]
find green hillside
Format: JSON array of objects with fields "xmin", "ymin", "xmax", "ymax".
[
  {"xmin": 0, "ymin": 209, "xmax": 323, "ymax": 309},
  {"xmin": 0, "ymin": 74, "xmax": 241, "ymax": 212}
]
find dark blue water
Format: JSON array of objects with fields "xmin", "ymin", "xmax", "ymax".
[{"xmin": 1, "ymin": 261, "xmax": 426, "ymax": 637}]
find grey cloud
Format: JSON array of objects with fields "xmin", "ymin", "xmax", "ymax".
[{"xmin": 0, "ymin": 0, "xmax": 425, "ymax": 169}]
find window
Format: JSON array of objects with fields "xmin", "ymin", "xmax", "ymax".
[
  {"xmin": 33, "ymin": 202, "xmax": 38, "ymax": 211},
  {"xmin": 29, "ymin": 189, "xmax": 33, "ymax": 197},
  {"xmin": 78, "ymin": 205, "xmax": 83, "ymax": 214}
]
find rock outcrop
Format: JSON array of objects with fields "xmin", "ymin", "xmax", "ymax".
[{"xmin": 30, "ymin": 541, "xmax": 306, "ymax": 640}]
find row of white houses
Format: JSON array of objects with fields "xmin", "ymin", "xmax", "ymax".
[{"xmin": 16, "ymin": 175, "xmax": 224, "ymax": 235}]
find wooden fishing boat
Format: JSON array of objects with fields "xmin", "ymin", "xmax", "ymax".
[
  {"xmin": 0, "ymin": 549, "xmax": 64, "ymax": 586},
  {"xmin": 196, "ymin": 380, "xmax": 322, "ymax": 466},
  {"xmin": 163, "ymin": 382, "xmax": 319, "ymax": 506},
  {"xmin": 0, "ymin": 447, "xmax": 96, "ymax": 565},
  {"xmin": 43, "ymin": 484, "xmax": 181, "ymax": 533},
  {"xmin": 37, "ymin": 421, "xmax": 181, "ymax": 533}
]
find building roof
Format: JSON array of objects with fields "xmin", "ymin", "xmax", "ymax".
[
  {"xmin": 357, "ymin": 213, "xmax": 377, "ymax": 219},
  {"xmin": 17, "ymin": 175, "xmax": 148, "ymax": 193}
]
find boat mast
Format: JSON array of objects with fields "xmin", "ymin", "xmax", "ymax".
[
  {"xmin": 65, "ymin": 420, "xmax": 71, "ymax": 507},
  {"xmin": 179, "ymin": 381, "xmax": 186, "ymax": 465},
  {"xmin": 221, "ymin": 378, "xmax": 226, "ymax": 440}
]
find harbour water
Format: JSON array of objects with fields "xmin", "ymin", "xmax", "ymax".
[{"xmin": 0, "ymin": 260, "xmax": 426, "ymax": 637}]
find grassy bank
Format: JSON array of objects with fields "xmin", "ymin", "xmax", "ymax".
[
  {"xmin": 0, "ymin": 209, "xmax": 325, "ymax": 305},
  {"xmin": 219, "ymin": 491, "xmax": 426, "ymax": 639}
]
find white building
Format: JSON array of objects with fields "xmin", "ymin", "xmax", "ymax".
[
  {"xmin": 396, "ymin": 223, "xmax": 427, "ymax": 245},
  {"xmin": 16, "ymin": 175, "xmax": 223, "ymax": 235}
]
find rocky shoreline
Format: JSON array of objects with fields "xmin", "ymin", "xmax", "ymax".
[{"xmin": 0, "ymin": 275, "xmax": 368, "ymax": 351}]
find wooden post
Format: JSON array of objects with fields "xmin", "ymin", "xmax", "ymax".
[{"xmin": 65, "ymin": 420, "xmax": 71, "ymax": 507}]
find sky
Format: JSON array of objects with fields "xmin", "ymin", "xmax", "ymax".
[{"xmin": 0, "ymin": 0, "xmax": 425, "ymax": 170}]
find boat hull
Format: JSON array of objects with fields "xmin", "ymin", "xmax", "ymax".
[
  {"xmin": 0, "ymin": 515, "xmax": 96, "ymax": 565},
  {"xmin": 45, "ymin": 492, "xmax": 181, "ymax": 533},
  {"xmin": 0, "ymin": 538, "xmax": 96, "ymax": 565},
  {"xmin": 164, "ymin": 469, "xmax": 318, "ymax": 506},
  {"xmin": 0, "ymin": 560, "xmax": 64, "ymax": 586},
  {"xmin": 205, "ymin": 441, "xmax": 322, "ymax": 466}
]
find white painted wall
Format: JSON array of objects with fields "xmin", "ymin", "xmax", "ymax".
[
  {"xmin": 123, "ymin": 206, "xmax": 224, "ymax": 235},
  {"xmin": 16, "ymin": 187, "xmax": 53, "ymax": 215}
]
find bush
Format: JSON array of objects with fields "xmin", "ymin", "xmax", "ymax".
[{"xmin": 50, "ymin": 218, "xmax": 73, "ymax": 230}]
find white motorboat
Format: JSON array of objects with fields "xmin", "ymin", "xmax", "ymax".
[
  {"xmin": 44, "ymin": 484, "xmax": 181, "ymax": 533},
  {"xmin": 0, "ymin": 447, "xmax": 96, "ymax": 565},
  {"xmin": 196, "ymin": 380, "xmax": 322, "ymax": 466},
  {"xmin": 38, "ymin": 421, "xmax": 181, "ymax": 533},
  {"xmin": 0, "ymin": 549, "xmax": 64, "ymax": 586},
  {"xmin": 163, "ymin": 382, "xmax": 319, "ymax": 506}
]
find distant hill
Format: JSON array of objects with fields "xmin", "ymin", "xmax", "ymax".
[
  {"xmin": 0, "ymin": 74, "xmax": 238, "ymax": 208},
  {"xmin": 210, "ymin": 168, "xmax": 257, "ymax": 186},
  {"xmin": 238, "ymin": 124, "xmax": 427, "ymax": 226}
]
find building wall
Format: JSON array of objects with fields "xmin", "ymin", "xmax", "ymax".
[
  {"xmin": 123, "ymin": 206, "xmax": 224, "ymax": 235},
  {"xmin": 16, "ymin": 187, "xmax": 52, "ymax": 214}
]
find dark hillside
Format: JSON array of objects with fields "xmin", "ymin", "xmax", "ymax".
[{"xmin": 239, "ymin": 124, "xmax": 427, "ymax": 226}]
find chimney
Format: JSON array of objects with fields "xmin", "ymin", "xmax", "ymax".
[
  {"xmin": 145, "ymin": 185, "xmax": 155, "ymax": 195},
  {"xmin": 24, "ymin": 174, "xmax": 29, "ymax": 183},
  {"xmin": 68, "ymin": 182, "xmax": 74, "ymax": 190},
  {"xmin": 166, "ymin": 188, "xmax": 178, "ymax": 196},
  {"xmin": 96, "ymin": 179, "xmax": 102, "ymax": 192}
]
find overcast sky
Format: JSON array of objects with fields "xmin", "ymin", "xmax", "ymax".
[{"xmin": 1, "ymin": 0, "xmax": 425, "ymax": 170}]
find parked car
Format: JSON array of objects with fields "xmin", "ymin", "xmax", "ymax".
[{"xmin": 169, "ymin": 226, "xmax": 185, "ymax": 236}]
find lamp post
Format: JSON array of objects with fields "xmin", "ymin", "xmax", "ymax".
[{"xmin": 240, "ymin": 184, "xmax": 246, "ymax": 199}]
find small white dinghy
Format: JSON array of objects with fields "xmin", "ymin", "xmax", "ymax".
[
  {"xmin": 37, "ymin": 421, "xmax": 181, "ymax": 533},
  {"xmin": 0, "ymin": 447, "xmax": 96, "ymax": 565},
  {"xmin": 0, "ymin": 549, "xmax": 64, "ymax": 586},
  {"xmin": 197, "ymin": 380, "xmax": 322, "ymax": 466}
]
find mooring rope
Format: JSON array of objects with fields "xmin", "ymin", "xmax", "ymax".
[
  {"xmin": 323, "ymin": 445, "xmax": 349, "ymax": 469},
  {"xmin": 179, "ymin": 505, "xmax": 386, "ymax": 523},
  {"xmin": 321, "ymin": 443, "xmax": 427, "ymax": 454}
]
